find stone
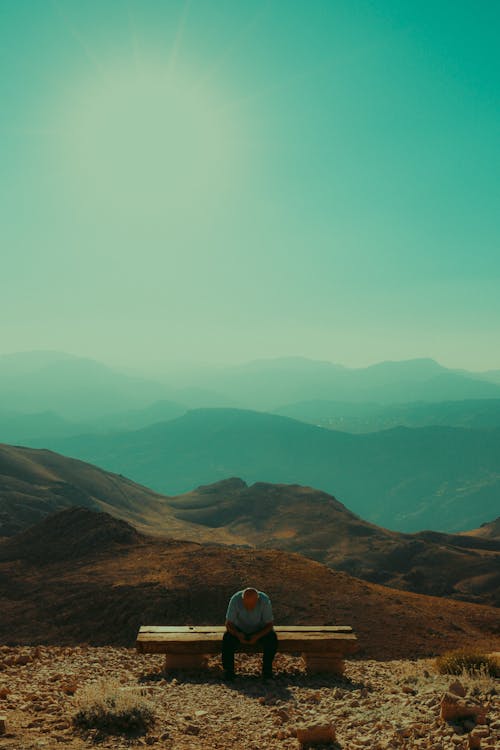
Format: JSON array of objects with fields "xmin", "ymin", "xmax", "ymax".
[
  {"xmin": 449, "ymin": 681, "xmax": 467, "ymax": 698},
  {"xmin": 296, "ymin": 717, "xmax": 336, "ymax": 747},
  {"xmin": 440, "ymin": 693, "xmax": 487, "ymax": 724}
]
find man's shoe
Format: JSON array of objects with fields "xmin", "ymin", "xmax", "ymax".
[{"xmin": 223, "ymin": 670, "xmax": 236, "ymax": 682}]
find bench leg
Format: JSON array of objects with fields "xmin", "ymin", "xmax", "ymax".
[
  {"xmin": 303, "ymin": 654, "xmax": 345, "ymax": 675},
  {"xmin": 164, "ymin": 653, "xmax": 208, "ymax": 671}
]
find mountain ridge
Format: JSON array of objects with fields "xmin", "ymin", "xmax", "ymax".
[
  {"xmin": 41, "ymin": 407, "xmax": 500, "ymax": 533},
  {"xmin": 1, "ymin": 442, "xmax": 498, "ymax": 607}
]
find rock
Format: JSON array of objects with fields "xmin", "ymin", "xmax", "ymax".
[
  {"xmin": 449, "ymin": 681, "xmax": 467, "ymax": 698},
  {"xmin": 440, "ymin": 693, "xmax": 487, "ymax": 724},
  {"xmin": 296, "ymin": 717, "xmax": 336, "ymax": 747}
]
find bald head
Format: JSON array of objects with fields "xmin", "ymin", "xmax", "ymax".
[{"xmin": 242, "ymin": 587, "xmax": 259, "ymax": 610}]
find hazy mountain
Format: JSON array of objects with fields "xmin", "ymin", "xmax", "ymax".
[
  {"xmin": 43, "ymin": 408, "xmax": 500, "ymax": 533},
  {"xmin": 0, "ymin": 351, "xmax": 172, "ymax": 419},
  {"xmin": 0, "ymin": 410, "xmax": 81, "ymax": 443},
  {"xmin": 0, "ymin": 401, "xmax": 188, "ymax": 446},
  {"xmin": 478, "ymin": 370, "xmax": 500, "ymax": 385},
  {"xmin": 275, "ymin": 398, "xmax": 500, "ymax": 432},
  {"xmin": 1, "ymin": 506, "xmax": 498, "ymax": 658},
  {"xmin": 5, "ymin": 352, "xmax": 500, "ymax": 421},
  {"xmin": 156, "ymin": 356, "xmax": 500, "ymax": 408}
]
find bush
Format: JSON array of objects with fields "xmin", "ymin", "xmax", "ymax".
[
  {"xmin": 435, "ymin": 649, "xmax": 499, "ymax": 678},
  {"xmin": 73, "ymin": 678, "xmax": 155, "ymax": 736}
]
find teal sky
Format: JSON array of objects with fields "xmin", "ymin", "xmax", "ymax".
[{"xmin": 1, "ymin": 1, "xmax": 499, "ymax": 370}]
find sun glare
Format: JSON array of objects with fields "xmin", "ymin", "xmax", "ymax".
[{"xmin": 61, "ymin": 63, "xmax": 239, "ymax": 217}]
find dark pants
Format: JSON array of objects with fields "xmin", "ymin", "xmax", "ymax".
[{"xmin": 222, "ymin": 629, "xmax": 278, "ymax": 674}]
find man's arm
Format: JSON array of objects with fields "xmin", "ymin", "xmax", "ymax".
[
  {"xmin": 225, "ymin": 620, "xmax": 246, "ymax": 642},
  {"xmin": 248, "ymin": 621, "xmax": 274, "ymax": 644}
]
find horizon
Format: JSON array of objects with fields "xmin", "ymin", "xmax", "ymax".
[
  {"xmin": 2, "ymin": 1, "xmax": 499, "ymax": 370},
  {"xmin": 0, "ymin": 346, "xmax": 499, "ymax": 376}
]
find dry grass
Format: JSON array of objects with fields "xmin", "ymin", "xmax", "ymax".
[
  {"xmin": 72, "ymin": 678, "xmax": 155, "ymax": 736},
  {"xmin": 457, "ymin": 663, "xmax": 498, "ymax": 696},
  {"xmin": 435, "ymin": 648, "xmax": 499, "ymax": 678}
]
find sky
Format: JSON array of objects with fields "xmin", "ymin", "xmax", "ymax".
[{"xmin": 1, "ymin": 0, "xmax": 499, "ymax": 371}]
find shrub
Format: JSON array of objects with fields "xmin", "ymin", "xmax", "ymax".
[
  {"xmin": 73, "ymin": 678, "xmax": 155, "ymax": 736},
  {"xmin": 435, "ymin": 649, "xmax": 499, "ymax": 678}
]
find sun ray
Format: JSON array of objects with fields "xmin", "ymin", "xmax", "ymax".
[
  {"xmin": 166, "ymin": 0, "xmax": 192, "ymax": 79},
  {"xmin": 50, "ymin": 0, "xmax": 105, "ymax": 73},
  {"xmin": 188, "ymin": 0, "xmax": 271, "ymax": 95},
  {"xmin": 217, "ymin": 58, "xmax": 335, "ymax": 114}
]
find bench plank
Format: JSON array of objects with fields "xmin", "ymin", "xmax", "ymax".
[
  {"xmin": 137, "ymin": 631, "xmax": 357, "ymax": 654},
  {"xmin": 138, "ymin": 625, "xmax": 353, "ymax": 633}
]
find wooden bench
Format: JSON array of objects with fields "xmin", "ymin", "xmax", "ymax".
[{"xmin": 136, "ymin": 625, "xmax": 358, "ymax": 675}]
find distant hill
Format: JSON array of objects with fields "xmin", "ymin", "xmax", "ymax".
[
  {"xmin": 44, "ymin": 407, "xmax": 500, "ymax": 533},
  {"xmin": 274, "ymin": 398, "xmax": 500, "ymax": 432},
  {"xmin": 1, "ymin": 444, "xmax": 499, "ymax": 607},
  {"xmin": 0, "ymin": 351, "xmax": 175, "ymax": 419},
  {"xmin": 1, "ymin": 507, "xmax": 498, "ymax": 659},
  {"xmin": 158, "ymin": 356, "xmax": 500, "ymax": 409},
  {"xmin": 3, "ymin": 352, "xmax": 500, "ymax": 421}
]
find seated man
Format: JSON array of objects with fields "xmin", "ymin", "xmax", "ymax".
[{"xmin": 222, "ymin": 587, "xmax": 278, "ymax": 680}]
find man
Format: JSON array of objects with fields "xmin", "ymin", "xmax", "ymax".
[{"xmin": 222, "ymin": 587, "xmax": 278, "ymax": 680}]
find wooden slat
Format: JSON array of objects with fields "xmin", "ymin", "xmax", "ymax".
[
  {"xmin": 136, "ymin": 631, "xmax": 358, "ymax": 655},
  {"xmin": 138, "ymin": 625, "xmax": 353, "ymax": 634}
]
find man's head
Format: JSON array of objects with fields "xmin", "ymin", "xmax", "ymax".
[{"xmin": 242, "ymin": 587, "xmax": 259, "ymax": 610}]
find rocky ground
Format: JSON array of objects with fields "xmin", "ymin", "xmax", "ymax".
[{"xmin": 0, "ymin": 647, "xmax": 498, "ymax": 749}]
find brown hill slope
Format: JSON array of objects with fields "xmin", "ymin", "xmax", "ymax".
[
  {"xmin": 166, "ymin": 479, "xmax": 500, "ymax": 606},
  {"xmin": 1, "ymin": 444, "xmax": 498, "ymax": 607},
  {"xmin": 0, "ymin": 507, "xmax": 498, "ymax": 660},
  {"xmin": 0, "ymin": 442, "xmax": 234, "ymax": 543},
  {"xmin": 463, "ymin": 517, "xmax": 500, "ymax": 540}
]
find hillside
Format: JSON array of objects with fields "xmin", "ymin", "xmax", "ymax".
[
  {"xmin": 0, "ymin": 507, "xmax": 498, "ymax": 660},
  {"xmin": 463, "ymin": 517, "xmax": 500, "ymax": 540},
  {"xmin": 43, "ymin": 407, "xmax": 500, "ymax": 533},
  {"xmin": 1, "ymin": 444, "xmax": 499, "ymax": 607},
  {"xmin": 166, "ymin": 479, "xmax": 500, "ymax": 606},
  {"xmin": 0, "ymin": 442, "xmax": 232, "ymax": 543}
]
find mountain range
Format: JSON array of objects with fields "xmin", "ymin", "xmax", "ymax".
[
  {"xmin": 1, "ymin": 443, "xmax": 498, "ymax": 607},
  {"xmin": 2, "ymin": 351, "xmax": 500, "ymax": 420},
  {"xmin": 39, "ymin": 407, "xmax": 500, "ymax": 533}
]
